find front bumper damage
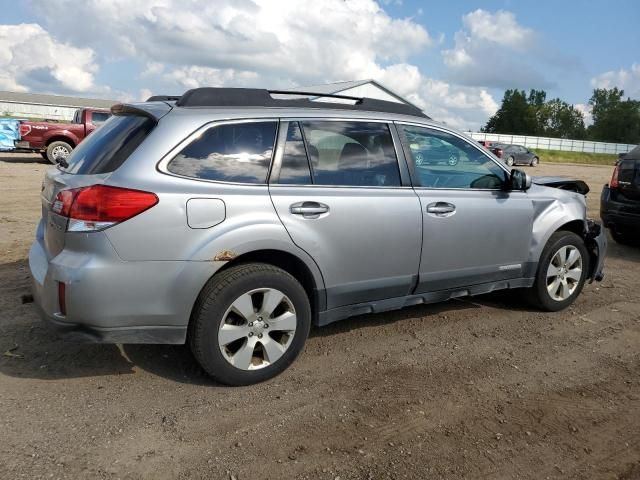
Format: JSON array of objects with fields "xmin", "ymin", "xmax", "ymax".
[{"xmin": 585, "ymin": 219, "xmax": 606, "ymax": 282}]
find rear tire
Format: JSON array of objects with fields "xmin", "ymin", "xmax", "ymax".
[
  {"xmin": 526, "ymin": 231, "xmax": 589, "ymax": 311},
  {"xmin": 610, "ymin": 227, "xmax": 637, "ymax": 246},
  {"xmin": 46, "ymin": 141, "xmax": 73, "ymax": 164},
  {"xmin": 189, "ymin": 263, "xmax": 311, "ymax": 386}
]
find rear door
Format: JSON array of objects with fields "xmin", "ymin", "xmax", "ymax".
[{"xmin": 269, "ymin": 120, "xmax": 422, "ymax": 309}]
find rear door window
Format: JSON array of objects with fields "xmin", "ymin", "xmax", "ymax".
[
  {"xmin": 299, "ymin": 121, "xmax": 400, "ymax": 187},
  {"xmin": 167, "ymin": 121, "xmax": 277, "ymax": 184},
  {"xmin": 63, "ymin": 114, "xmax": 155, "ymax": 174}
]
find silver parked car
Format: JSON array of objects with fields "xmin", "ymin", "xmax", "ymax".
[{"xmin": 29, "ymin": 88, "xmax": 606, "ymax": 385}]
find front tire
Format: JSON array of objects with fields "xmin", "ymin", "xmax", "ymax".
[
  {"xmin": 506, "ymin": 156, "xmax": 515, "ymax": 167},
  {"xmin": 46, "ymin": 141, "xmax": 73, "ymax": 164},
  {"xmin": 189, "ymin": 263, "xmax": 311, "ymax": 386},
  {"xmin": 530, "ymin": 156, "xmax": 539, "ymax": 167},
  {"xmin": 526, "ymin": 231, "xmax": 589, "ymax": 311}
]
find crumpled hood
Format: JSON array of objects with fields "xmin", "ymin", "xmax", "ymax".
[{"xmin": 532, "ymin": 176, "xmax": 590, "ymax": 195}]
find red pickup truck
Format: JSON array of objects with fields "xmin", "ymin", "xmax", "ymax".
[{"xmin": 17, "ymin": 108, "xmax": 111, "ymax": 163}]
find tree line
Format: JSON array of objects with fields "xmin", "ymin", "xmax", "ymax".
[{"xmin": 482, "ymin": 88, "xmax": 640, "ymax": 144}]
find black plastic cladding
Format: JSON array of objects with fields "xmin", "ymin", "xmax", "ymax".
[{"xmin": 172, "ymin": 87, "xmax": 430, "ymax": 118}]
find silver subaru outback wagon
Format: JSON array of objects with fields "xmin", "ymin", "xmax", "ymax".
[{"xmin": 29, "ymin": 88, "xmax": 606, "ymax": 385}]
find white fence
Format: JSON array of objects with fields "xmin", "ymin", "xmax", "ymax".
[{"xmin": 467, "ymin": 132, "xmax": 636, "ymax": 155}]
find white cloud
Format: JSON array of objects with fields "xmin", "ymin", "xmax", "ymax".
[
  {"xmin": 462, "ymin": 9, "xmax": 533, "ymax": 47},
  {"xmin": 24, "ymin": 0, "xmax": 497, "ymax": 129},
  {"xmin": 591, "ymin": 63, "xmax": 640, "ymax": 98},
  {"xmin": 441, "ymin": 9, "xmax": 551, "ymax": 90},
  {"xmin": 0, "ymin": 23, "xmax": 99, "ymax": 93}
]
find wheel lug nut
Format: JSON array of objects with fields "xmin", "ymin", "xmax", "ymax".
[
  {"xmin": 257, "ymin": 317, "xmax": 263, "ymax": 321},
  {"xmin": 248, "ymin": 332, "xmax": 253, "ymax": 337},
  {"xmin": 258, "ymin": 333, "xmax": 263, "ymax": 339},
  {"xmin": 248, "ymin": 322, "xmax": 254, "ymax": 327},
  {"xmin": 264, "ymin": 324, "xmax": 269, "ymax": 329}
]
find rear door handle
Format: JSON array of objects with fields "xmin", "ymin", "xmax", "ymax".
[
  {"xmin": 426, "ymin": 202, "xmax": 456, "ymax": 217},
  {"xmin": 290, "ymin": 201, "xmax": 329, "ymax": 218}
]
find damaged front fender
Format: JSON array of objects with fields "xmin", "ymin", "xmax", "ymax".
[{"xmin": 585, "ymin": 219, "xmax": 606, "ymax": 282}]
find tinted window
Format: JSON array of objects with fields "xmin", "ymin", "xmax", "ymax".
[
  {"xmin": 168, "ymin": 121, "xmax": 277, "ymax": 183},
  {"xmin": 399, "ymin": 125, "xmax": 507, "ymax": 189},
  {"xmin": 300, "ymin": 121, "xmax": 400, "ymax": 187},
  {"xmin": 63, "ymin": 114, "xmax": 155, "ymax": 174},
  {"xmin": 91, "ymin": 112, "xmax": 111, "ymax": 124},
  {"xmin": 277, "ymin": 122, "xmax": 312, "ymax": 184}
]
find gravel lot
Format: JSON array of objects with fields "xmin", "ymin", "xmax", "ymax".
[{"xmin": 1, "ymin": 153, "xmax": 638, "ymax": 479}]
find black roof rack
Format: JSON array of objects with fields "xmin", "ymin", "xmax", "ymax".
[
  {"xmin": 146, "ymin": 95, "xmax": 181, "ymax": 102},
  {"xmin": 173, "ymin": 87, "xmax": 428, "ymax": 118}
]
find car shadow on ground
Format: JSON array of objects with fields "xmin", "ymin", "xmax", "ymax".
[
  {"xmin": 0, "ymin": 153, "xmax": 47, "ymax": 164},
  {"xmin": 604, "ymin": 234, "xmax": 640, "ymax": 262},
  {"xmin": 0, "ymin": 257, "xmax": 540, "ymax": 385}
]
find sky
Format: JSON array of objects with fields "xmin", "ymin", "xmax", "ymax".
[{"xmin": 0, "ymin": 0, "xmax": 638, "ymax": 130}]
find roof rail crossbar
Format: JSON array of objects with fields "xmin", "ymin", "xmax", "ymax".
[
  {"xmin": 146, "ymin": 95, "xmax": 181, "ymax": 102},
  {"xmin": 268, "ymin": 89, "xmax": 363, "ymax": 102},
  {"xmin": 174, "ymin": 87, "xmax": 428, "ymax": 118}
]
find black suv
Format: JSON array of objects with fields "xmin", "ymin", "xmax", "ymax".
[{"xmin": 601, "ymin": 145, "xmax": 640, "ymax": 245}]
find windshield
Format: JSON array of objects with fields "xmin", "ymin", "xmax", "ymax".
[{"xmin": 61, "ymin": 115, "xmax": 155, "ymax": 174}]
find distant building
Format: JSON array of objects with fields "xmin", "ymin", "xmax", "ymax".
[
  {"xmin": 0, "ymin": 79, "xmax": 418, "ymax": 121},
  {"xmin": 0, "ymin": 91, "xmax": 116, "ymax": 121},
  {"xmin": 287, "ymin": 79, "xmax": 418, "ymax": 108}
]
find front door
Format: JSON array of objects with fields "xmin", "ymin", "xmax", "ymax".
[
  {"xmin": 269, "ymin": 120, "xmax": 422, "ymax": 309},
  {"xmin": 397, "ymin": 123, "xmax": 534, "ymax": 292}
]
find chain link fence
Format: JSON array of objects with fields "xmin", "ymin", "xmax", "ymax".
[{"xmin": 467, "ymin": 132, "xmax": 636, "ymax": 155}]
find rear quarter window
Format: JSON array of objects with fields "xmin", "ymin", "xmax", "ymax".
[
  {"xmin": 63, "ymin": 114, "xmax": 155, "ymax": 174},
  {"xmin": 167, "ymin": 121, "xmax": 278, "ymax": 184}
]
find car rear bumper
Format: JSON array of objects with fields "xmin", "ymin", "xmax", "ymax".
[
  {"xmin": 29, "ymin": 221, "xmax": 218, "ymax": 344},
  {"xmin": 600, "ymin": 186, "xmax": 640, "ymax": 230}
]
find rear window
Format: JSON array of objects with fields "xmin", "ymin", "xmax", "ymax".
[
  {"xmin": 63, "ymin": 115, "xmax": 155, "ymax": 174},
  {"xmin": 91, "ymin": 111, "xmax": 111, "ymax": 124}
]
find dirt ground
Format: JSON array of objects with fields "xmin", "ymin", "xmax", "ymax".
[{"xmin": 1, "ymin": 153, "xmax": 638, "ymax": 480}]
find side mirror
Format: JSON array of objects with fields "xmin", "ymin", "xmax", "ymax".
[{"xmin": 509, "ymin": 169, "xmax": 531, "ymax": 191}]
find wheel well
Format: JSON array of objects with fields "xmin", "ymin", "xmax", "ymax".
[
  {"xmin": 46, "ymin": 136, "xmax": 75, "ymax": 148},
  {"xmin": 217, "ymin": 249, "xmax": 320, "ymax": 312},
  {"xmin": 556, "ymin": 219, "xmax": 584, "ymax": 237}
]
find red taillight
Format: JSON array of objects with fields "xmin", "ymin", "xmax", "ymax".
[
  {"xmin": 19, "ymin": 123, "xmax": 31, "ymax": 137},
  {"xmin": 610, "ymin": 165, "xmax": 620, "ymax": 188},
  {"xmin": 58, "ymin": 281, "xmax": 66, "ymax": 315},
  {"xmin": 52, "ymin": 185, "xmax": 158, "ymax": 231}
]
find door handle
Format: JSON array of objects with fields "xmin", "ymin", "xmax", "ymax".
[
  {"xmin": 290, "ymin": 201, "xmax": 329, "ymax": 218},
  {"xmin": 426, "ymin": 202, "xmax": 456, "ymax": 216}
]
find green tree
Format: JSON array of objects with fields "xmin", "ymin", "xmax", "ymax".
[
  {"xmin": 538, "ymin": 99, "xmax": 586, "ymax": 139},
  {"xmin": 587, "ymin": 88, "xmax": 640, "ymax": 144},
  {"xmin": 482, "ymin": 89, "xmax": 538, "ymax": 135}
]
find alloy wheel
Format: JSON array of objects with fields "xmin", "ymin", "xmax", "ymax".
[
  {"xmin": 218, "ymin": 288, "xmax": 297, "ymax": 370},
  {"xmin": 52, "ymin": 145, "xmax": 70, "ymax": 158},
  {"xmin": 546, "ymin": 245, "xmax": 583, "ymax": 301}
]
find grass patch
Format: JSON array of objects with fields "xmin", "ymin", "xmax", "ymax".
[{"xmin": 531, "ymin": 149, "xmax": 619, "ymax": 166}]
